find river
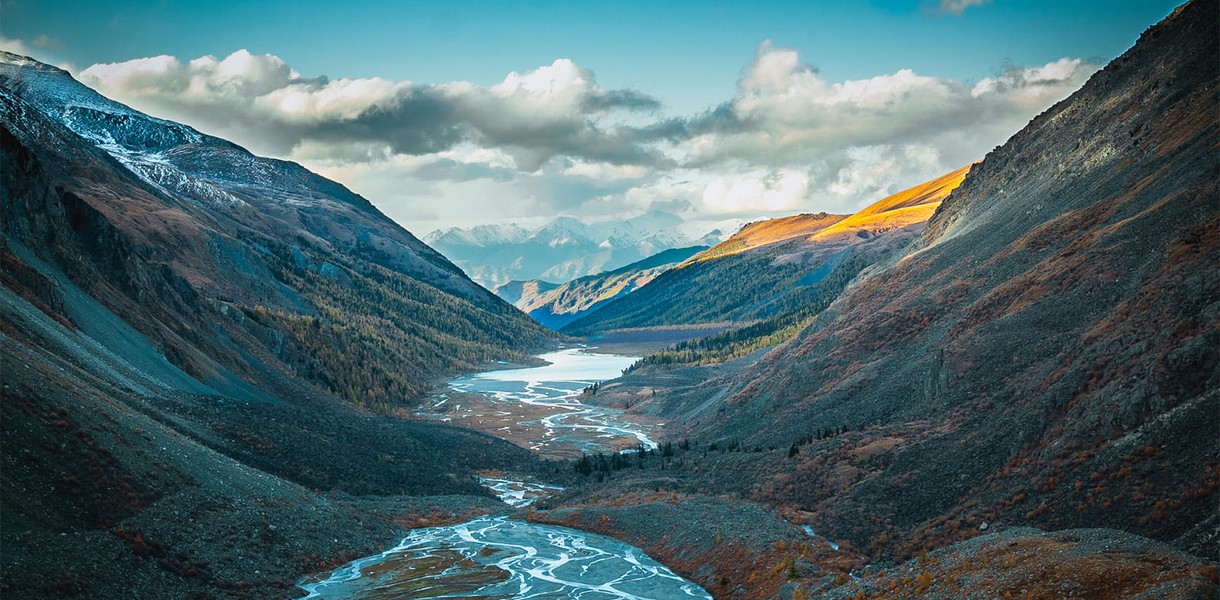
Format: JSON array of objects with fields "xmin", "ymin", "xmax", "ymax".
[
  {"xmin": 296, "ymin": 349, "xmax": 709, "ymax": 598},
  {"xmin": 296, "ymin": 516, "xmax": 711, "ymax": 599},
  {"xmin": 426, "ymin": 347, "xmax": 660, "ymax": 457}
]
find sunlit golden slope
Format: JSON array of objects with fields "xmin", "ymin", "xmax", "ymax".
[
  {"xmin": 564, "ymin": 165, "xmax": 977, "ymax": 333},
  {"xmin": 808, "ymin": 164, "xmax": 972, "ymax": 244},
  {"xmin": 689, "ymin": 165, "xmax": 971, "ymax": 264},
  {"xmin": 694, "ymin": 212, "xmax": 846, "ymax": 262}
]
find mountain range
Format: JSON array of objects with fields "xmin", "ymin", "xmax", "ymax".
[
  {"xmin": 494, "ymin": 245, "xmax": 708, "ymax": 330},
  {"xmin": 424, "ymin": 212, "xmax": 738, "ymax": 289},
  {"xmin": 561, "ymin": 166, "xmax": 971, "ymax": 350},
  {"xmin": 1, "ymin": 1, "xmax": 1216, "ymax": 598}
]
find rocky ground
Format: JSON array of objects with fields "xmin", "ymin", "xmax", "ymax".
[
  {"xmin": 528, "ymin": 488, "xmax": 1217, "ymax": 600},
  {"xmin": 414, "ymin": 386, "xmax": 667, "ymax": 460}
]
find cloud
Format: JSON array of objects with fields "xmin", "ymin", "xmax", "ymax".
[
  {"xmin": 702, "ymin": 169, "xmax": 809, "ymax": 214},
  {"xmin": 664, "ymin": 42, "xmax": 1096, "ymax": 174},
  {"xmin": 30, "ymin": 34, "xmax": 63, "ymax": 50},
  {"xmin": 938, "ymin": 0, "xmax": 989, "ymax": 15},
  {"xmin": 1, "ymin": 35, "xmax": 75, "ymax": 73},
  {"xmin": 0, "ymin": 36, "xmax": 33, "ymax": 57},
  {"xmin": 79, "ymin": 51, "xmax": 665, "ymax": 172},
  {"xmin": 72, "ymin": 44, "xmax": 1096, "ymax": 231}
]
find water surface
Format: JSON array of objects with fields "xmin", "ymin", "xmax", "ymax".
[
  {"xmin": 297, "ymin": 516, "xmax": 711, "ymax": 599},
  {"xmin": 439, "ymin": 348, "xmax": 658, "ymax": 456}
]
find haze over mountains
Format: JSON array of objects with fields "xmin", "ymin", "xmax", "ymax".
[
  {"xmin": 424, "ymin": 212, "xmax": 738, "ymax": 289},
  {"xmin": 0, "ymin": 1, "xmax": 1216, "ymax": 599},
  {"xmin": 496, "ymin": 245, "xmax": 708, "ymax": 330}
]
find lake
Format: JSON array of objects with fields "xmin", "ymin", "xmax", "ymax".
[{"xmin": 424, "ymin": 347, "xmax": 661, "ymax": 458}]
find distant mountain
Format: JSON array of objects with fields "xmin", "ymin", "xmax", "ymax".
[
  {"xmin": 495, "ymin": 245, "xmax": 708, "ymax": 330},
  {"xmin": 1, "ymin": 52, "xmax": 550, "ymax": 596},
  {"xmin": 425, "ymin": 212, "xmax": 740, "ymax": 289},
  {"xmin": 563, "ymin": 166, "xmax": 969, "ymax": 337}
]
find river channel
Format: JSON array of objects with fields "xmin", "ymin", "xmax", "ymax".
[
  {"xmin": 422, "ymin": 348, "xmax": 660, "ymax": 458},
  {"xmin": 296, "ymin": 349, "xmax": 709, "ymax": 598},
  {"xmin": 296, "ymin": 515, "xmax": 711, "ymax": 599}
]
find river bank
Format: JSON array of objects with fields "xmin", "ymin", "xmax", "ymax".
[{"xmin": 414, "ymin": 348, "xmax": 666, "ymax": 459}]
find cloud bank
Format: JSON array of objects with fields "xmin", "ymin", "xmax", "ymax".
[{"xmin": 72, "ymin": 44, "xmax": 1097, "ymax": 230}]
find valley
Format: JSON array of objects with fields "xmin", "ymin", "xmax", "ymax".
[
  {"xmin": 415, "ymin": 347, "xmax": 664, "ymax": 459},
  {"xmin": 1, "ymin": 1, "xmax": 1217, "ymax": 599}
]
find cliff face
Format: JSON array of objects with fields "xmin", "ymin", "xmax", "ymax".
[{"xmin": 693, "ymin": 0, "xmax": 1217, "ymax": 559}]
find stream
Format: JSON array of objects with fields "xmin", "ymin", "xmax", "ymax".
[
  {"xmin": 297, "ymin": 350, "xmax": 709, "ymax": 598},
  {"xmin": 296, "ymin": 516, "xmax": 711, "ymax": 599},
  {"xmin": 432, "ymin": 347, "xmax": 659, "ymax": 457}
]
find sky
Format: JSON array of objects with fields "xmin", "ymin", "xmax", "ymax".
[{"xmin": 1, "ymin": 0, "xmax": 1183, "ymax": 235}]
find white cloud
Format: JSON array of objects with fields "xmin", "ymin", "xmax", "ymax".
[
  {"xmin": 67, "ymin": 45, "xmax": 1096, "ymax": 232},
  {"xmin": 78, "ymin": 50, "xmax": 661, "ymax": 170},
  {"xmin": 0, "ymin": 36, "xmax": 34, "ymax": 57},
  {"xmin": 679, "ymin": 43, "xmax": 1096, "ymax": 172},
  {"xmin": 702, "ymin": 169, "xmax": 809, "ymax": 214},
  {"xmin": 1, "ymin": 35, "xmax": 75, "ymax": 73}
]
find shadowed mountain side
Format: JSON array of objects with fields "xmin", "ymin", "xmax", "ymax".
[
  {"xmin": 561, "ymin": 165, "xmax": 971, "ymax": 337},
  {"xmin": 497, "ymin": 246, "xmax": 708, "ymax": 330},
  {"xmin": 1, "ymin": 52, "xmax": 553, "ymax": 410},
  {"xmin": 683, "ymin": 0, "xmax": 1218, "ymax": 562},
  {"xmin": 0, "ymin": 53, "xmax": 552, "ymax": 597}
]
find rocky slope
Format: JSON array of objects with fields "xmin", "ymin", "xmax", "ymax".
[
  {"xmin": 658, "ymin": 0, "xmax": 1217, "ymax": 565},
  {"xmin": 0, "ymin": 51, "xmax": 553, "ymax": 409},
  {"xmin": 496, "ymin": 245, "xmax": 707, "ymax": 330},
  {"xmin": 0, "ymin": 52, "xmax": 553, "ymax": 597}
]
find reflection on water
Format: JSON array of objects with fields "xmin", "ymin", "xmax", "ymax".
[
  {"xmin": 297, "ymin": 516, "xmax": 711, "ymax": 599},
  {"xmin": 448, "ymin": 348, "xmax": 658, "ymax": 454}
]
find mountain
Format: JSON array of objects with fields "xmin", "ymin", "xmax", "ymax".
[
  {"xmin": 616, "ymin": 0, "xmax": 1219, "ymax": 565},
  {"xmin": 495, "ymin": 245, "xmax": 708, "ymax": 330},
  {"xmin": 424, "ymin": 212, "xmax": 738, "ymax": 289},
  {"xmin": 541, "ymin": 4, "xmax": 1217, "ymax": 597},
  {"xmin": 0, "ymin": 52, "xmax": 553, "ymax": 597},
  {"xmin": 562, "ymin": 167, "xmax": 969, "ymax": 338}
]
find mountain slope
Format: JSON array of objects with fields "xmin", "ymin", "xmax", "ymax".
[
  {"xmin": 0, "ymin": 53, "xmax": 551, "ymax": 596},
  {"xmin": 563, "ymin": 166, "xmax": 970, "ymax": 336},
  {"xmin": 497, "ymin": 245, "xmax": 708, "ymax": 330},
  {"xmin": 1, "ymin": 52, "xmax": 553, "ymax": 409},
  {"xmin": 682, "ymin": 0, "xmax": 1218, "ymax": 561},
  {"xmin": 690, "ymin": 212, "xmax": 846, "ymax": 262}
]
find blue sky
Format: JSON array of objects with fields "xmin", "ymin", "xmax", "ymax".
[{"xmin": 1, "ymin": 0, "xmax": 1183, "ymax": 232}]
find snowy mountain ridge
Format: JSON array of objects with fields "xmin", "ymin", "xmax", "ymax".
[{"xmin": 424, "ymin": 212, "xmax": 742, "ymax": 289}]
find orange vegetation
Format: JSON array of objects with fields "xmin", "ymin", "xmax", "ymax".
[
  {"xmin": 807, "ymin": 164, "xmax": 973, "ymax": 245},
  {"xmin": 694, "ymin": 213, "xmax": 847, "ymax": 261}
]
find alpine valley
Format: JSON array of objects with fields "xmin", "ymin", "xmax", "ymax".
[{"xmin": 1, "ymin": 1, "xmax": 1217, "ymax": 600}]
